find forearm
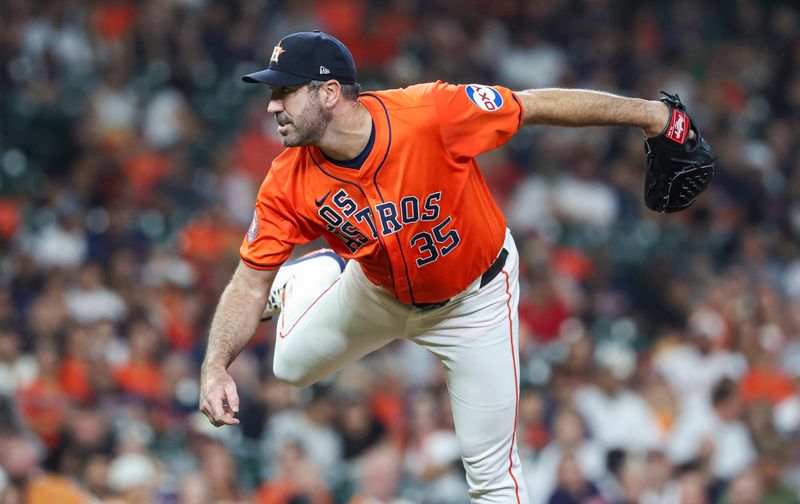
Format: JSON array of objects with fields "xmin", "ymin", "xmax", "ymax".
[
  {"xmin": 517, "ymin": 88, "xmax": 668, "ymax": 135},
  {"xmin": 202, "ymin": 263, "xmax": 274, "ymax": 372}
]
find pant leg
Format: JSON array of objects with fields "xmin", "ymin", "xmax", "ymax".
[
  {"xmin": 409, "ymin": 231, "xmax": 529, "ymax": 504},
  {"xmin": 272, "ymin": 256, "xmax": 407, "ymax": 387}
]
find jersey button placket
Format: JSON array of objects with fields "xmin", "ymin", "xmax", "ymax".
[{"xmin": 362, "ymin": 181, "xmax": 406, "ymax": 299}]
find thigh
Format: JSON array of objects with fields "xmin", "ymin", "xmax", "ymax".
[
  {"xmin": 410, "ymin": 233, "xmax": 529, "ymax": 503},
  {"xmin": 273, "ymin": 260, "xmax": 407, "ymax": 387}
]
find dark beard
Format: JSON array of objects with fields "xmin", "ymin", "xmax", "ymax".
[{"xmin": 281, "ymin": 99, "xmax": 333, "ymax": 147}]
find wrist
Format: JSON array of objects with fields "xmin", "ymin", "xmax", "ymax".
[
  {"xmin": 201, "ymin": 360, "xmax": 227, "ymax": 375},
  {"xmin": 643, "ymin": 100, "xmax": 670, "ymax": 138}
]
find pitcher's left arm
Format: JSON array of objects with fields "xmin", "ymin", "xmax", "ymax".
[{"xmin": 515, "ymin": 88, "xmax": 670, "ymax": 137}]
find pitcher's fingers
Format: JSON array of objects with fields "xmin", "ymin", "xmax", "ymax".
[
  {"xmin": 208, "ymin": 390, "xmax": 227, "ymax": 423},
  {"xmin": 200, "ymin": 404, "xmax": 223, "ymax": 427},
  {"xmin": 223, "ymin": 382, "xmax": 240, "ymax": 413},
  {"xmin": 221, "ymin": 412, "xmax": 240, "ymax": 425}
]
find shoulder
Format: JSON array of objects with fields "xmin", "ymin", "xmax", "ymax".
[
  {"xmin": 263, "ymin": 148, "xmax": 305, "ymax": 182},
  {"xmin": 256, "ymin": 147, "xmax": 308, "ymax": 197},
  {"xmin": 269, "ymin": 148, "xmax": 303, "ymax": 173},
  {"xmin": 367, "ymin": 81, "xmax": 516, "ymax": 118},
  {"xmin": 359, "ymin": 82, "xmax": 448, "ymax": 109}
]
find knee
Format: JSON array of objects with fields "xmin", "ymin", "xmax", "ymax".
[
  {"xmin": 459, "ymin": 432, "xmax": 523, "ymax": 496},
  {"xmin": 272, "ymin": 356, "xmax": 318, "ymax": 388}
]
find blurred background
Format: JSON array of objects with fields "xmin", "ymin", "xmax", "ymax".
[{"xmin": 1, "ymin": 0, "xmax": 800, "ymax": 503}]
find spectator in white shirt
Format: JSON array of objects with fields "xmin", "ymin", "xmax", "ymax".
[
  {"xmin": 526, "ymin": 407, "xmax": 604, "ymax": 504},
  {"xmin": 0, "ymin": 329, "xmax": 37, "ymax": 396},
  {"xmin": 640, "ymin": 450, "xmax": 682, "ymax": 504},
  {"xmin": 653, "ymin": 311, "xmax": 748, "ymax": 411},
  {"xmin": 573, "ymin": 342, "xmax": 661, "ymax": 452},
  {"xmin": 668, "ymin": 378, "xmax": 756, "ymax": 480}
]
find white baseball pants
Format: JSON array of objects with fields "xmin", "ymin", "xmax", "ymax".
[{"xmin": 272, "ymin": 229, "xmax": 529, "ymax": 503}]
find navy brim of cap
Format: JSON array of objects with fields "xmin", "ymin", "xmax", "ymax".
[{"xmin": 241, "ymin": 68, "xmax": 309, "ymax": 86}]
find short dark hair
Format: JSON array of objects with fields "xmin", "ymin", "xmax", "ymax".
[
  {"xmin": 711, "ymin": 377, "xmax": 737, "ymax": 406},
  {"xmin": 308, "ymin": 79, "xmax": 361, "ymax": 101}
]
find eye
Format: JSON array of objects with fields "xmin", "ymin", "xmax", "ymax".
[{"xmin": 271, "ymin": 86, "xmax": 295, "ymax": 100}]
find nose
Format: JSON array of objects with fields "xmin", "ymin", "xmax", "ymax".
[{"xmin": 267, "ymin": 98, "xmax": 284, "ymax": 114}]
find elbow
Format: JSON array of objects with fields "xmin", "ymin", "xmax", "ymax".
[{"xmin": 517, "ymin": 89, "xmax": 545, "ymax": 126}]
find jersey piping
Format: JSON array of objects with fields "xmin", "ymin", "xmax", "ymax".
[
  {"xmin": 308, "ymin": 149, "xmax": 399, "ymax": 295},
  {"xmin": 321, "ymin": 120, "xmax": 376, "ymax": 169},
  {"xmin": 362, "ymin": 92, "xmax": 418, "ymax": 304}
]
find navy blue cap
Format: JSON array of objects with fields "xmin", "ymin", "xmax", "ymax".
[{"xmin": 242, "ymin": 31, "xmax": 357, "ymax": 86}]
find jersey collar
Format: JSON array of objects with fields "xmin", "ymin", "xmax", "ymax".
[{"xmin": 308, "ymin": 94, "xmax": 390, "ymax": 180}]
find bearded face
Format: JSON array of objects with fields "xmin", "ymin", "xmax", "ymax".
[{"xmin": 273, "ymin": 85, "xmax": 333, "ymax": 147}]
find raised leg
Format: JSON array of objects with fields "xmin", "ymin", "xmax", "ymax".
[{"xmin": 270, "ymin": 251, "xmax": 406, "ymax": 387}]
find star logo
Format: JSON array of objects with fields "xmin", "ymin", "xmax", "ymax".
[{"xmin": 270, "ymin": 45, "xmax": 286, "ymax": 64}]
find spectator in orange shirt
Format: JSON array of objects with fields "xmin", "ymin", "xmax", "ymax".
[
  {"xmin": 740, "ymin": 346, "xmax": 794, "ymax": 406},
  {"xmin": 123, "ymin": 144, "xmax": 171, "ymax": 205},
  {"xmin": 233, "ymin": 105, "xmax": 286, "ymax": 182},
  {"xmin": 16, "ymin": 341, "xmax": 71, "ymax": 450},
  {"xmin": 253, "ymin": 440, "xmax": 332, "ymax": 504},
  {"xmin": 0, "ymin": 432, "xmax": 90, "ymax": 504},
  {"xmin": 178, "ymin": 210, "xmax": 243, "ymax": 267},
  {"xmin": 114, "ymin": 318, "xmax": 163, "ymax": 401},
  {"xmin": 58, "ymin": 326, "xmax": 93, "ymax": 404}
]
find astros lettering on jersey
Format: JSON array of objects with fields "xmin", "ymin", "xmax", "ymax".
[{"xmin": 240, "ymin": 81, "xmax": 523, "ymax": 304}]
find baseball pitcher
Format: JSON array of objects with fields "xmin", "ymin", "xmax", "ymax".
[{"xmin": 199, "ymin": 31, "xmax": 714, "ymax": 503}]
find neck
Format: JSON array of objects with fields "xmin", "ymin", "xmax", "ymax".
[{"xmin": 317, "ymin": 100, "xmax": 372, "ymax": 160}]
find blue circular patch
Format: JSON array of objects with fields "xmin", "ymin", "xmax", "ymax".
[{"xmin": 465, "ymin": 84, "xmax": 504, "ymax": 112}]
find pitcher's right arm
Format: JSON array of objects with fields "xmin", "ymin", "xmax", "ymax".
[{"xmin": 199, "ymin": 262, "xmax": 276, "ymax": 426}]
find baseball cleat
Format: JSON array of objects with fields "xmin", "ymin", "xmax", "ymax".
[{"xmin": 261, "ymin": 249, "xmax": 346, "ymax": 320}]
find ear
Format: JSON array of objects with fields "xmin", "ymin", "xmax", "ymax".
[{"xmin": 318, "ymin": 80, "xmax": 342, "ymax": 109}]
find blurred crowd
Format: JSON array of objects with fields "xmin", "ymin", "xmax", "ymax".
[{"xmin": 1, "ymin": 0, "xmax": 800, "ymax": 503}]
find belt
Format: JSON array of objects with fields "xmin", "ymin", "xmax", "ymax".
[{"xmin": 412, "ymin": 248, "xmax": 509, "ymax": 310}]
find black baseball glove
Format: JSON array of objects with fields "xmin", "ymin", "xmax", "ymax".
[{"xmin": 643, "ymin": 92, "xmax": 716, "ymax": 213}]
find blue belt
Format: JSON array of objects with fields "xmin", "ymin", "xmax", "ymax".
[{"xmin": 412, "ymin": 248, "xmax": 509, "ymax": 310}]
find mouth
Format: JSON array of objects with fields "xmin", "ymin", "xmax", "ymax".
[{"xmin": 276, "ymin": 113, "xmax": 293, "ymax": 135}]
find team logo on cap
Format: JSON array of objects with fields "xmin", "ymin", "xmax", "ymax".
[
  {"xmin": 466, "ymin": 84, "xmax": 504, "ymax": 112},
  {"xmin": 270, "ymin": 45, "xmax": 286, "ymax": 64}
]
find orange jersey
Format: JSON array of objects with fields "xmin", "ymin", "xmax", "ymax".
[{"xmin": 240, "ymin": 81, "xmax": 523, "ymax": 304}]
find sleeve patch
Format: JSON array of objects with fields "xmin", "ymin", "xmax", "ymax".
[
  {"xmin": 246, "ymin": 209, "xmax": 259, "ymax": 244},
  {"xmin": 465, "ymin": 84, "xmax": 504, "ymax": 112}
]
